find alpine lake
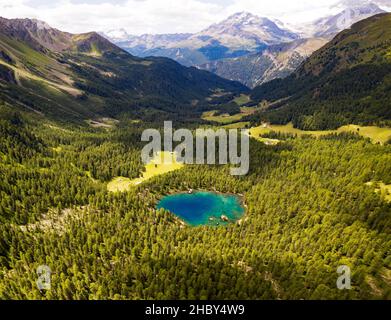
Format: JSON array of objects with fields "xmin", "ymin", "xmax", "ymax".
[{"xmin": 157, "ymin": 191, "xmax": 245, "ymax": 226}]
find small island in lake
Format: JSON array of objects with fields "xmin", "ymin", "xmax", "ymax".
[{"xmin": 157, "ymin": 191, "xmax": 245, "ymax": 226}]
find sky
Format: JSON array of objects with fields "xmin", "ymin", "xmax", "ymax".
[{"xmin": 0, "ymin": 0, "xmax": 382, "ymax": 35}]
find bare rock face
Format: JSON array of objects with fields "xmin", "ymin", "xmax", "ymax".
[
  {"xmin": 221, "ymin": 215, "xmax": 229, "ymax": 222},
  {"xmin": 199, "ymin": 38, "xmax": 327, "ymax": 88}
]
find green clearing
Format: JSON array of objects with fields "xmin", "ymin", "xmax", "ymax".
[
  {"xmin": 106, "ymin": 176, "xmax": 134, "ymax": 193},
  {"xmin": 256, "ymin": 137, "xmax": 280, "ymax": 146},
  {"xmin": 85, "ymin": 171, "xmax": 99, "ymax": 184},
  {"xmin": 202, "ymin": 97, "xmax": 258, "ymax": 125},
  {"xmin": 338, "ymin": 125, "xmax": 391, "ymax": 145},
  {"xmin": 86, "ymin": 118, "xmax": 119, "ymax": 129},
  {"xmin": 201, "ymin": 110, "xmax": 217, "ymax": 118},
  {"xmin": 366, "ymin": 182, "xmax": 391, "ymax": 202},
  {"xmin": 107, "ymin": 151, "xmax": 184, "ymax": 192},
  {"xmin": 203, "ymin": 112, "xmax": 247, "ymax": 124},
  {"xmin": 240, "ymin": 106, "xmax": 257, "ymax": 114},
  {"xmin": 222, "ymin": 122, "xmax": 250, "ymax": 129},
  {"xmin": 250, "ymin": 123, "xmax": 391, "ymax": 145},
  {"xmin": 250, "ymin": 123, "xmax": 334, "ymax": 138},
  {"xmin": 202, "ymin": 108, "xmax": 257, "ymax": 125},
  {"xmin": 234, "ymin": 94, "xmax": 251, "ymax": 106}
]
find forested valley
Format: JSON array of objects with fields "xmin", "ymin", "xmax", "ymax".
[
  {"xmin": 0, "ymin": 11, "xmax": 390, "ymax": 301},
  {"xmin": 0, "ymin": 104, "xmax": 390, "ymax": 300}
]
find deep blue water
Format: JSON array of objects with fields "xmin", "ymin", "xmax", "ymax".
[{"xmin": 157, "ymin": 191, "xmax": 245, "ymax": 226}]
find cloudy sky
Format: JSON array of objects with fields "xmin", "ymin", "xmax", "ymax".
[{"xmin": 0, "ymin": 0, "xmax": 377, "ymax": 34}]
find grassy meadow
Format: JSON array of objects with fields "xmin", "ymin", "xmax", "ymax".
[
  {"xmin": 107, "ymin": 151, "xmax": 184, "ymax": 192},
  {"xmin": 250, "ymin": 123, "xmax": 391, "ymax": 145}
]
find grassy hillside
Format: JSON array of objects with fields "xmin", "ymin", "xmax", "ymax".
[
  {"xmin": 250, "ymin": 123, "xmax": 391, "ymax": 145},
  {"xmin": 249, "ymin": 13, "xmax": 391, "ymax": 130}
]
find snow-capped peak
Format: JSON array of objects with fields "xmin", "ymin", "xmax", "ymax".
[
  {"xmin": 198, "ymin": 11, "xmax": 299, "ymax": 46},
  {"xmin": 333, "ymin": 0, "xmax": 391, "ymax": 11},
  {"xmin": 290, "ymin": 2, "xmax": 387, "ymax": 38},
  {"xmin": 227, "ymin": 12, "xmax": 257, "ymax": 22},
  {"xmin": 222, "ymin": 12, "xmax": 273, "ymax": 26}
]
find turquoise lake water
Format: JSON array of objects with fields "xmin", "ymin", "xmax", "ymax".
[{"xmin": 157, "ymin": 191, "xmax": 245, "ymax": 226}]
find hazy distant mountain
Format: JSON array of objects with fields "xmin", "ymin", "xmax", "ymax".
[
  {"xmin": 295, "ymin": 3, "xmax": 386, "ymax": 38},
  {"xmin": 200, "ymin": 38, "xmax": 328, "ymax": 88},
  {"xmin": 103, "ymin": 12, "xmax": 299, "ymax": 66},
  {"xmin": 313, "ymin": 3, "xmax": 385, "ymax": 38},
  {"xmin": 115, "ymin": 33, "xmax": 193, "ymax": 52},
  {"xmin": 113, "ymin": 34, "xmax": 199, "ymax": 66},
  {"xmin": 335, "ymin": 0, "xmax": 391, "ymax": 11}
]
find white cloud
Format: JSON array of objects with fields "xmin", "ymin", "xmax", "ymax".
[{"xmin": 0, "ymin": 0, "xmax": 353, "ymax": 35}]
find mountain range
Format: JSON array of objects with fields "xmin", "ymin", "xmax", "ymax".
[
  {"xmin": 104, "ymin": 12, "xmax": 299, "ymax": 67},
  {"xmin": 248, "ymin": 13, "xmax": 391, "ymax": 130},
  {"xmin": 198, "ymin": 2, "xmax": 385, "ymax": 88},
  {"xmin": 103, "ymin": 2, "xmax": 389, "ymax": 87},
  {"xmin": 1, "ymin": 6, "xmax": 391, "ymax": 129},
  {"xmin": 0, "ymin": 17, "xmax": 246, "ymax": 122},
  {"xmin": 295, "ymin": 2, "xmax": 386, "ymax": 38}
]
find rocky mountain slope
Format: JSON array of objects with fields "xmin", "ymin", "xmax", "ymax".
[{"xmin": 199, "ymin": 38, "xmax": 328, "ymax": 88}]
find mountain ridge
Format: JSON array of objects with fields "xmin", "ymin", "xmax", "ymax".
[
  {"xmin": 103, "ymin": 11, "xmax": 300, "ymax": 67},
  {"xmin": 103, "ymin": 3, "xmax": 389, "ymax": 85},
  {"xmin": 248, "ymin": 13, "xmax": 391, "ymax": 130},
  {"xmin": 0, "ymin": 17, "xmax": 247, "ymax": 122},
  {"xmin": 199, "ymin": 38, "xmax": 328, "ymax": 88},
  {"xmin": 312, "ymin": 3, "xmax": 386, "ymax": 38},
  {"xmin": 197, "ymin": 3, "xmax": 388, "ymax": 86}
]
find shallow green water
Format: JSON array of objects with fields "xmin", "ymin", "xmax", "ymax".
[{"xmin": 157, "ymin": 191, "xmax": 245, "ymax": 226}]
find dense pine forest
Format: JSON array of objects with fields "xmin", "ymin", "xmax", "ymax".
[{"xmin": 0, "ymin": 103, "xmax": 390, "ymax": 300}]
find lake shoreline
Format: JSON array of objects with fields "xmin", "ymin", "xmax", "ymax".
[{"xmin": 156, "ymin": 190, "xmax": 246, "ymax": 227}]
